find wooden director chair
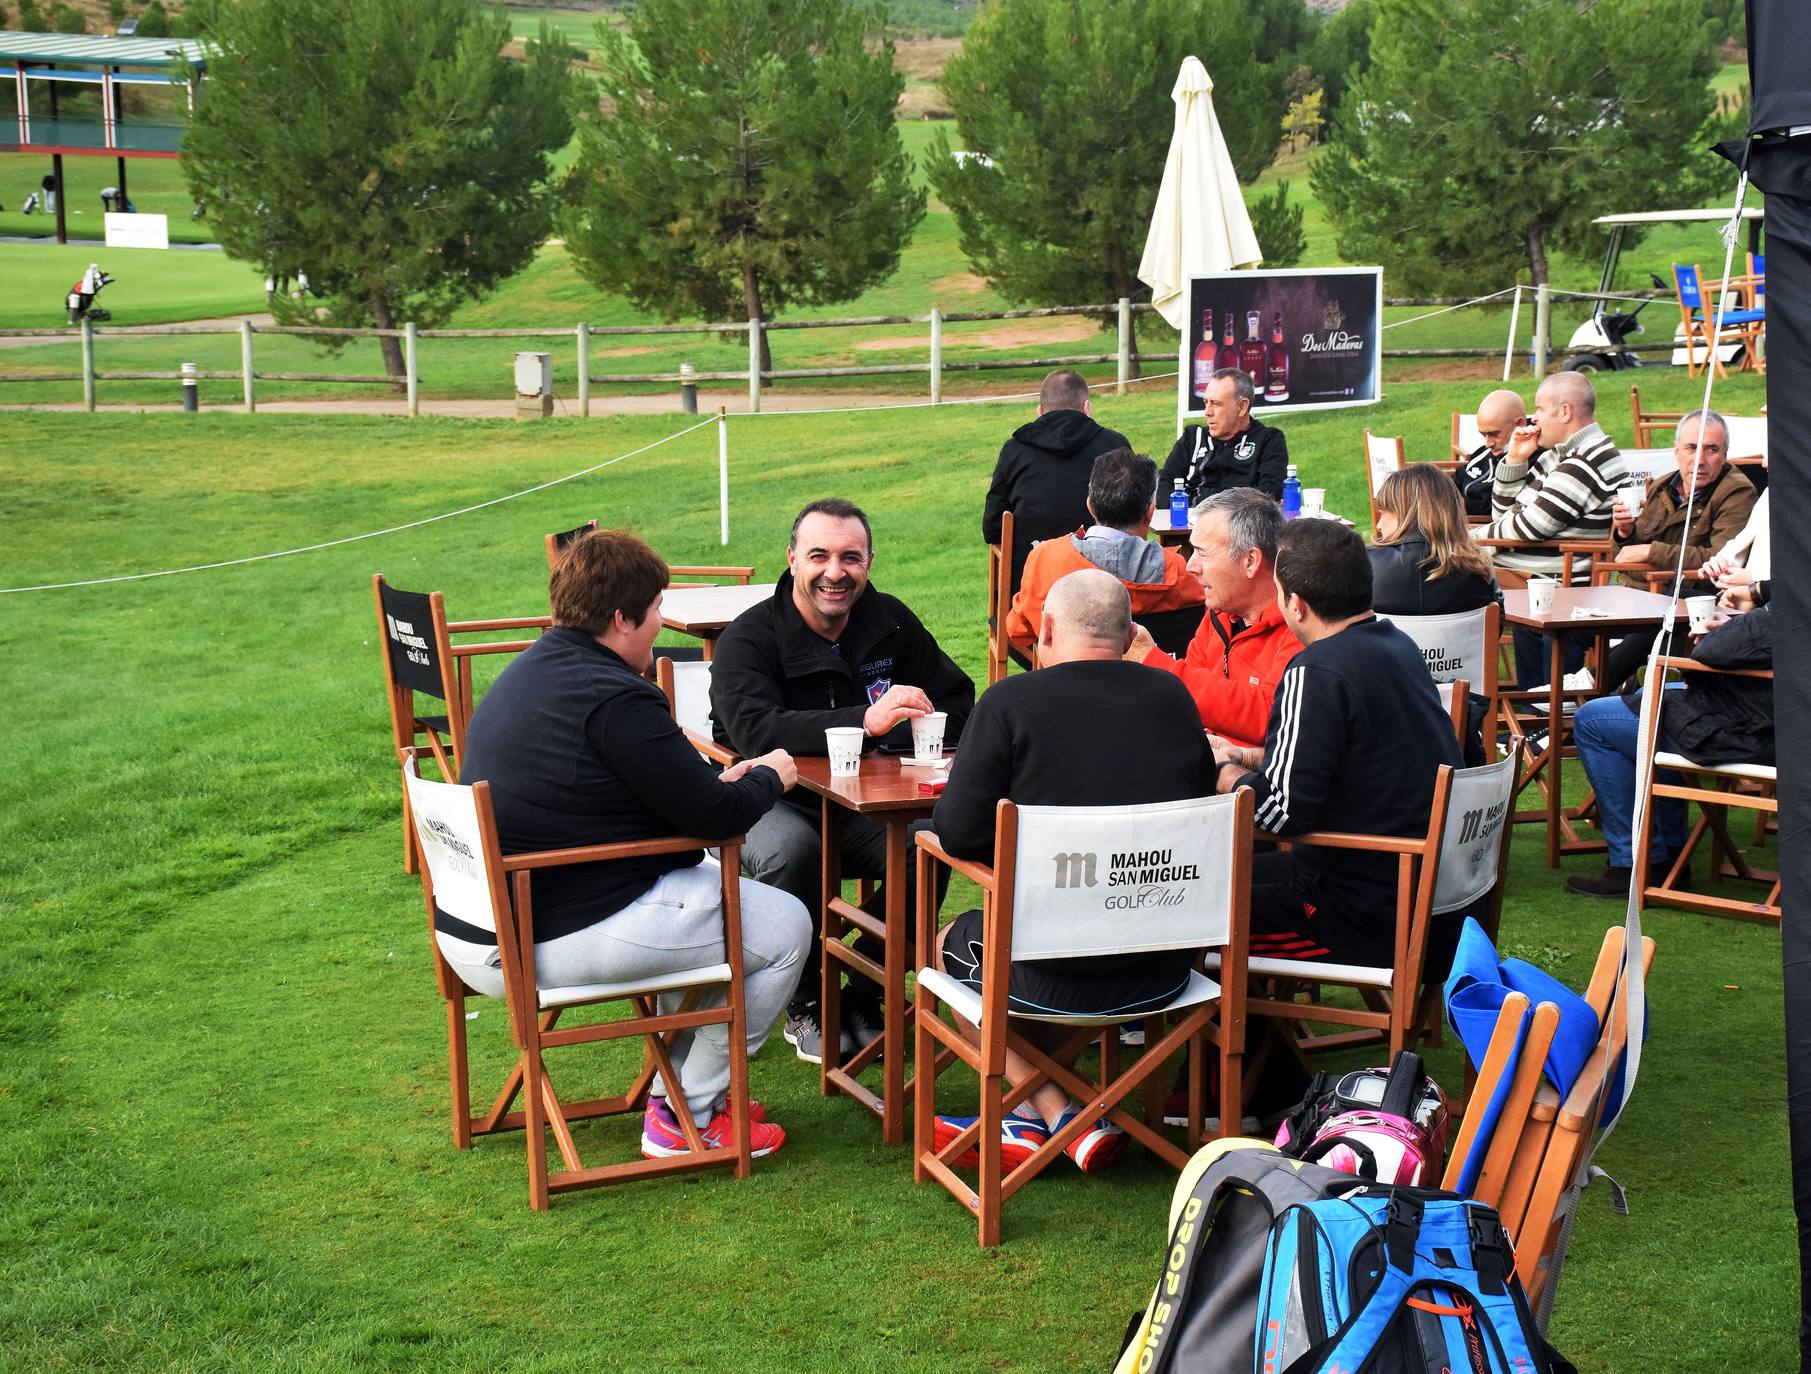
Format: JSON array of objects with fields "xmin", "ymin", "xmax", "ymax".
[
  {"xmin": 403, "ymin": 752, "xmax": 760, "ymax": 1209},
  {"xmin": 1438, "ymin": 922, "xmax": 1653, "ymax": 1316},
  {"xmin": 1634, "ymin": 656, "xmax": 1780, "ymax": 922},
  {"xmin": 545, "ymin": 519, "xmax": 755, "ymax": 586},
  {"xmin": 985, "ymin": 510, "xmax": 1015, "ymax": 686},
  {"xmin": 912, "ymin": 791, "xmax": 1254, "ymax": 1247},
  {"xmin": 374, "ymin": 574, "xmax": 551, "ymax": 871},
  {"xmin": 1379, "ymin": 604, "xmax": 1504, "ymax": 756},
  {"xmin": 1223, "ymin": 750, "xmax": 1521, "ymax": 1060},
  {"xmin": 656, "ymin": 656, "xmax": 737, "ymax": 767},
  {"xmin": 1363, "ymin": 429, "xmax": 1406, "ymax": 536}
]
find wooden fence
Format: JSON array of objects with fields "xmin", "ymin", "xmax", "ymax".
[{"xmin": 0, "ymin": 292, "xmax": 1583, "ymax": 414}]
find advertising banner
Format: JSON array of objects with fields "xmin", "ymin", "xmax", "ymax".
[
  {"xmin": 104, "ymin": 212, "xmax": 169, "ymax": 250},
  {"xmin": 1176, "ymin": 266, "xmax": 1382, "ymax": 425}
]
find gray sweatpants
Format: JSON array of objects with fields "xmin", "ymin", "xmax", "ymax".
[{"xmin": 438, "ymin": 858, "xmax": 810, "ymax": 1120}]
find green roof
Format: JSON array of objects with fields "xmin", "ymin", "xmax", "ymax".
[{"xmin": 0, "ymin": 30, "xmax": 207, "ymax": 68}]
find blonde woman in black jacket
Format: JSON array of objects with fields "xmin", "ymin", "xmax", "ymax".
[{"xmin": 1368, "ymin": 464, "xmax": 1501, "ymax": 616}]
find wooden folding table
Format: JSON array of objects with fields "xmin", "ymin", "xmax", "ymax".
[{"xmin": 795, "ymin": 753, "xmax": 942, "ymax": 1146}]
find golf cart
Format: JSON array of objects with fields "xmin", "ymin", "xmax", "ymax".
[{"xmin": 1560, "ymin": 207, "xmax": 1765, "ymax": 372}]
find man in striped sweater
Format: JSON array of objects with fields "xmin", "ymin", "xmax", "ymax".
[
  {"xmin": 1211, "ymin": 522, "xmax": 1461, "ymax": 968},
  {"xmin": 1479, "ymin": 371, "xmax": 1629, "ymax": 688}
]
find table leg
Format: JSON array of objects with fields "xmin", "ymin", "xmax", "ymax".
[
  {"xmin": 819, "ymin": 797, "xmax": 842, "ymax": 1101},
  {"xmin": 881, "ymin": 818, "xmax": 908, "ymax": 1148},
  {"xmin": 700, "ymin": 634, "xmax": 716, "ymax": 662},
  {"xmin": 1545, "ymin": 634, "xmax": 1564, "ymax": 868}
]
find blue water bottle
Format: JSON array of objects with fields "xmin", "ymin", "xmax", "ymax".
[
  {"xmin": 1169, "ymin": 478, "xmax": 1189, "ymax": 530},
  {"xmin": 1281, "ymin": 464, "xmax": 1302, "ymax": 520}
]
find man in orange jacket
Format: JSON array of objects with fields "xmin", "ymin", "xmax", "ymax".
[
  {"xmin": 1005, "ymin": 448, "xmax": 1205, "ymax": 658},
  {"xmin": 1125, "ymin": 487, "xmax": 1300, "ymax": 748}
]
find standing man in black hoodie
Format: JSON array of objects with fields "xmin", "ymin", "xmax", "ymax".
[
  {"xmin": 982, "ymin": 369, "xmax": 1130, "ymax": 598},
  {"xmin": 711, "ymin": 498, "xmax": 976, "ymax": 1064}
]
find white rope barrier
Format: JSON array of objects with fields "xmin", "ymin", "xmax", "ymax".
[
  {"xmin": 1379, "ymin": 286, "xmax": 1521, "ymax": 330},
  {"xmin": 0, "ymin": 414, "xmax": 720, "ymax": 594}
]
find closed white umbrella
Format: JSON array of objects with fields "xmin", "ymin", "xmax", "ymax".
[{"xmin": 1138, "ymin": 56, "xmax": 1262, "ymax": 330}]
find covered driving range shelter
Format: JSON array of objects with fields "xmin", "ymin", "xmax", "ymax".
[{"xmin": 2, "ymin": 30, "xmax": 206, "ymax": 244}]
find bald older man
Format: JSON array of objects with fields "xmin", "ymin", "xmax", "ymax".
[
  {"xmin": 928, "ymin": 569, "xmax": 1219, "ymax": 1174},
  {"xmin": 1479, "ymin": 371, "xmax": 1631, "ymax": 689},
  {"xmin": 1453, "ymin": 389, "xmax": 1531, "ymax": 516}
]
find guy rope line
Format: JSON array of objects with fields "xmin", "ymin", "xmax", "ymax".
[
  {"xmin": 0, "ymin": 414, "xmax": 720, "ymax": 594},
  {"xmin": 1534, "ymin": 167, "xmax": 1753, "ymax": 1333}
]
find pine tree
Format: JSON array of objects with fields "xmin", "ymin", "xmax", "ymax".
[
  {"xmin": 182, "ymin": 0, "xmax": 579, "ymax": 385},
  {"xmin": 927, "ymin": 0, "xmax": 1284, "ymax": 372},
  {"xmin": 1312, "ymin": 0, "xmax": 1721, "ymax": 293},
  {"xmin": 562, "ymin": 0, "xmax": 924, "ymax": 375}
]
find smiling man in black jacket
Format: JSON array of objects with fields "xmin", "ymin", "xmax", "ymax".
[{"xmin": 711, "ymin": 498, "xmax": 975, "ymax": 1063}]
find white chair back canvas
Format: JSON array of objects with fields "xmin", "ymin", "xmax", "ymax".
[
  {"xmin": 1376, "ymin": 606, "xmax": 1492, "ymax": 687},
  {"xmin": 1008, "ymin": 795, "xmax": 1238, "ymax": 961},
  {"xmin": 1623, "ymin": 448, "xmax": 1676, "ymax": 479},
  {"xmin": 1453, "ymin": 411, "xmax": 1483, "ymax": 455},
  {"xmin": 1722, "ymin": 414, "xmax": 1767, "ymax": 461},
  {"xmin": 670, "ymin": 660, "xmax": 715, "ymax": 738},
  {"xmin": 405, "ymin": 760, "xmax": 501, "ymax": 935},
  {"xmin": 1431, "ymin": 752, "xmax": 1518, "ymax": 914},
  {"xmin": 1366, "ymin": 430, "xmax": 1404, "ymax": 495}
]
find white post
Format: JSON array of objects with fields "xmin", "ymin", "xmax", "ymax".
[
  {"xmin": 1117, "ymin": 297, "xmax": 1131, "ymax": 395},
  {"xmin": 80, "ymin": 315, "xmax": 94, "ymax": 412},
  {"xmin": 718, "ymin": 407, "xmax": 730, "ymax": 546},
  {"xmin": 240, "ymin": 321, "xmax": 256, "ymax": 412},
  {"xmin": 929, "ymin": 306, "xmax": 942, "ymax": 404},
  {"xmin": 576, "ymin": 322, "xmax": 590, "ymax": 418},
  {"xmin": 1533, "ymin": 284, "xmax": 1551, "ymax": 377},
  {"xmin": 1502, "ymin": 286, "xmax": 1521, "ymax": 383},
  {"xmin": 405, "ymin": 320, "xmax": 419, "ymax": 417},
  {"xmin": 747, "ymin": 320, "xmax": 762, "ymax": 414}
]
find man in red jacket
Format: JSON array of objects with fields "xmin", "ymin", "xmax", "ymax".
[{"xmin": 1125, "ymin": 488, "xmax": 1300, "ymax": 748}]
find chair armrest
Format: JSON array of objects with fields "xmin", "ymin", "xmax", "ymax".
[
  {"xmin": 1257, "ymin": 828, "xmax": 1424, "ymax": 855},
  {"xmin": 685, "ymin": 730, "xmax": 741, "ymax": 767},
  {"xmin": 669, "ymin": 564, "xmax": 755, "ymax": 585},
  {"xmin": 449, "ymin": 639, "xmax": 538, "ymax": 659},
  {"xmin": 448, "ymin": 615, "xmax": 554, "ymax": 633},
  {"xmin": 501, "ymin": 834, "xmax": 736, "ymax": 871},
  {"xmin": 1650, "ymin": 655, "xmax": 1773, "ymax": 681},
  {"xmin": 914, "ymin": 829, "xmax": 998, "ymax": 891}
]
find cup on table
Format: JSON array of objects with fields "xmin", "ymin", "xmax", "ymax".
[
  {"xmin": 910, "ymin": 710, "xmax": 948, "ymax": 763},
  {"xmin": 826, "ymin": 726, "xmax": 865, "ymax": 777},
  {"xmin": 1302, "ymin": 487, "xmax": 1326, "ymax": 517},
  {"xmin": 1620, "ymin": 482, "xmax": 1647, "ymax": 520},
  {"xmin": 1527, "ymin": 576, "xmax": 1558, "ymax": 617},
  {"xmin": 1687, "ymin": 594, "xmax": 1718, "ymax": 635}
]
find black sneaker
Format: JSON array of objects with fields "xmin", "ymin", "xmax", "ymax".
[
  {"xmin": 782, "ymin": 1001, "xmax": 853, "ymax": 1065},
  {"xmin": 1565, "ymin": 866, "xmax": 1632, "ymax": 899},
  {"xmin": 841, "ymin": 988, "xmax": 884, "ymax": 1052}
]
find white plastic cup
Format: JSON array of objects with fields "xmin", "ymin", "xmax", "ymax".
[
  {"xmin": 1303, "ymin": 487, "xmax": 1326, "ymax": 517},
  {"xmin": 1687, "ymin": 594, "xmax": 1718, "ymax": 634},
  {"xmin": 826, "ymin": 726, "xmax": 865, "ymax": 777},
  {"xmin": 1527, "ymin": 576, "xmax": 1557, "ymax": 617},
  {"xmin": 1621, "ymin": 482, "xmax": 1647, "ymax": 519},
  {"xmin": 911, "ymin": 711, "xmax": 948, "ymax": 763}
]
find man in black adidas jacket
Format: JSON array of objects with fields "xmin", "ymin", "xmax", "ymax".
[
  {"xmin": 711, "ymin": 497, "xmax": 975, "ymax": 1063},
  {"xmin": 1211, "ymin": 520, "xmax": 1461, "ymax": 967}
]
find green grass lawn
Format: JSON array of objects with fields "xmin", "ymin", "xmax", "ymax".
[{"xmin": 0, "ymin": 372, "xmax": 1791, "ymax": 1371}]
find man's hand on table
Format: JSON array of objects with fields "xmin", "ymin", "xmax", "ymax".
[
  {"xmin": 863, "ymin": 684, "xmax": 933, "ymax": 737},
  {"xmin": 723, "ymin": 750, "xmax": 799, "ymax": 791}
]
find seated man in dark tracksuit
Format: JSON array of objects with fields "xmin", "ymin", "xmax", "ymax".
[
  {"xmin": 710, "ymin": 498, "xmax": 975, "ymax": 1065},
  {"xmin": 1212, "ymin": 520, "xmax": 1463, "ymax": 970}
]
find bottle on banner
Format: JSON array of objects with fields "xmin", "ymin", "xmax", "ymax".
[
  {"xmin": 1193, "ymin": 308, "xmax": 1216, "ymax": 400},
  {"xmin": 1266, "ymin": 312, "xmax": 1290, "ymax": 403},
  {"xmin": 1239, "ymin": 309, "xmax": 1266, "ymax": 382},
  {"xmin": 1215, "ymin": 314, "xmax": 1239, "ymax": 373}
]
